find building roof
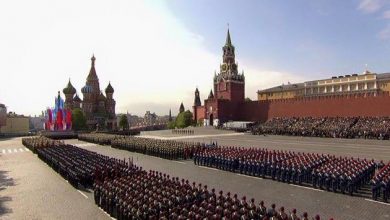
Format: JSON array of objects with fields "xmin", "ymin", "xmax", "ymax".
[
  {"xmin": 258, "ymin": 72, "xmax": 390, "ymax": 93},
  {"xmin": 377, "ymin": 72, "xmax": 390, "ymax": 79},
  {"xmin": 258, "ymin": 83, "xmax": 304, "ymax": 93}
]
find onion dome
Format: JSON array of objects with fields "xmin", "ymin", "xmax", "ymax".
[
  {"xmin": 98, "ymin": 92, "xmax": 106, "ymax": 102},
  {"xmin": 63, "ymin": 80, "xmax": 76, "ymax": 94},
  {"xmin": 73, "ymin": 94, "xmax": 82, "ymax": 102},
  {"xmin": 105, "ymin": 82, "xmax": 114, "ymax": 94},
  {"xmin": 81, "ymin": 85, "xmax": 93, "ymax": 93}
]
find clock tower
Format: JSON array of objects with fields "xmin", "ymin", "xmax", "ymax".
[{"xmin": 213, "ymin": 28, "xmax": 245, "ymax": 102}]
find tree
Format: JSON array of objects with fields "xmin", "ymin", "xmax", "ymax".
[
  {"xmin": 72, "ymin": 108, "xmax": 87, "ymax": 131},
  {"xmin": 245, "ymin": 97, "xmax": 252, "ymax": 102},
  {"xmin": 167, "ymin": 121, "xmax": 176, "ymax": 129},
  {"xmin": 175, "ymin": 110, "xmax": 194, "ymax": 128},
  {"xmin": 119, "ymin": 114, "xmax": 129, "ymax": 130}
]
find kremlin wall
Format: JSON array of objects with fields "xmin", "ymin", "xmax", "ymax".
[{"xmin": 192, "ymin": 29, "xmax": 390, "ymax": 125}]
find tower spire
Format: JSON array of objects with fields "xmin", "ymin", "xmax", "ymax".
[
  {"xmin": 91, "ymin": 54, "xmax": 96, "ymax": 66},
  {"xmin": 225, "ymin": 27, "xmax": 232, "ymax": 46}
]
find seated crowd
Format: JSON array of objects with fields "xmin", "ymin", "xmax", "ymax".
[
  {"xmin": 111, "ymin": 137, "xmax": 204, "ymax": 160},
  {"xmin": 22, "ymin": 137, "xmax": 325, "ymax": 220},
  {"xmin": 194, "ymin": 146, "xmax": 388, "ymax": 202},
  {"xmin": 252, "ymin": 116, "xmax": 390, "ymax": 139}
]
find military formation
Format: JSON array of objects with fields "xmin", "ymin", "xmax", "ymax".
[
  {"xmin": 111, "ymin": 137, "xmax": 204, "ymax": 160},
  {"xmin": 78, "ymin": 133, "xmax": 122, "ymax": 145},
  {"xmin": 370, "ymin": 161, "xmax": 390, "ymax": 202},
  {"xmin": 22, "ymin": 136, "xmax": 64, "ymax": 153},
  {"xmin": 194, "ymin": 146, "xmax": 387, "ymax": 201},
  {"xmin": 172, "ymin": 129, "xmax": 195, "ymax": 135},
  {"xmin": 252, "ymin": 116, "xmax": 390, "ymax": 140},
  {"xmin": 22, "ymin": 137, "xmax": 129, "ymax": 188},
  {"xmin": 94, "ymin": 164, "xmax": 324, "ymax": 220},
  {"xmin": 21, "ymin": 137, "xmax": 326, "ymax": 220}
]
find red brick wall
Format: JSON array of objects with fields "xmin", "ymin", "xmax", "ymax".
[
  {"xmin": 194, "ymin": 106, "xmax": 206, "ymax": 121},
  {"xmin": 239, "ymin": 93, "xmax": 390, "ymax": 122},
  {"xmin": 214, "ymin": 81, "xmax": 245, "ymax": 102}
]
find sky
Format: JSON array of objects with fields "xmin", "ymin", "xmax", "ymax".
[{"xmin": 1, "ymin": 0, "xmax": 390, "ymax": 116}]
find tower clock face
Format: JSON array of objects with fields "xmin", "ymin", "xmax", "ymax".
[{"xmin": 221, "ymin": 64, "xmax": 227, "ymax": 71}]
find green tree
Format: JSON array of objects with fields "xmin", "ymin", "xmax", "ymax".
[
  {"xmin": 175, "ymin": 110, "xmax": 194, "ymax": 128},
  {"xmin": 72, "ymin": 108, "xmax": 87, "ymax": 131},
  {"xmin": 119, "ymin": 114, "xmax": 129, "ymax": 130},
  {"xmin": 167, "ymin": 121, "xmax": 176, "ymax": 129}
]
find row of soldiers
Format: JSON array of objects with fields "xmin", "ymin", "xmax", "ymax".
[
  {"xmin": 22, "ymin": 137, "xmax": 130, "ymax": 188},
  {"xmin": 22, "ymin": 136, "xmax": 64, "ymax": 152},
  {"xmin": 194, "ymin": 146, "xmax": 383, "ymax": 199},
  {"xmin": 94, "ymin": 166, "xmax": 326, "ymax": 220},
  {"xmin": 251, "ymin": 116, "xmax": 390, "ymax": 140},
  {"xmin": 111, "ymin": 137, "xmax": 204, "ymax": 160},
  {"xmin": 78, "ymin": 133, "xmax": 122, "ymax": 145},
  {"xmin": 370, "ymin": 161, "xmax": 390, "ymax": 202},
  {"xmin": 172, "ymin": 129, "xmax": 195, "ymax": 135}
]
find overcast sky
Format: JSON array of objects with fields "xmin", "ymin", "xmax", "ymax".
[{"xmin": 1, "ymin": 0, "xmax": 390, "ymax": 116}]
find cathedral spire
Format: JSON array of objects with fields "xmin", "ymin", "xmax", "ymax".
[{"xmin": 87, "ymin": 54, "xmax": 98, "ymax": 81}]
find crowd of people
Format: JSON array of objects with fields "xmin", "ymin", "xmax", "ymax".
[
  {"xmin": 21, "ymin": 137, "xmax": 326, "ymax": 219},
  {"xmin": 111, "ymin": 137, "xmax": 204, "ymax": 160},
  {"xmin": 172, "ymin": 129, "xmax": 195, "ymax": 135},
  {"xmin": 370, "ymin": 161, "xmax": 390, "ymax": 202},
  {"xmin": 193, "ymin": 146, "xmax": 388, "ymax": 201},
  {"xmin": 251, "ymin": 116, "xmax": 390, "ymax": 139}
]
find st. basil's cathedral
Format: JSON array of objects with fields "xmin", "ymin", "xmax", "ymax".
[{"xmin": 62, "ymin": 55, "xmax": 117, "ymax": 130}]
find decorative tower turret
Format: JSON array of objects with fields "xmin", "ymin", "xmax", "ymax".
[
  {"xmin": 105, "ymin": 82, "xmax": 116, "ymax": 119},
  {"xmin": 194, "ymin": 88, "xmax": 201, "ymax": 107},
  {"xmin": 193, "ymin": 88, "xmax": 202, "ymax": 123},
  {"xmin": 63, "ymin": 79, "xmax": 76, "ymax": 109},
  {"xmin": 179, "ymin": 102, "xmax": 185, "ymax": 113},
  {"xmin": 86, "ymin": 55, "xmax": 100, "ymax": 111},
  {"xmin": 73, "ymin": 94, "xmax": 82, "ymax": 109},
  {"xmin": 169, "ymin": 109, "xmax": 172, "ymax": 122},
  {"xmin": 208, "ymin": 90, "xmax": 214, "ymax": 99}
]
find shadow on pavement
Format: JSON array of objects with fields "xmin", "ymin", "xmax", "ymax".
[{"xmin": 0, "ymin": 170, "xmax": 14, "ymax": 216}]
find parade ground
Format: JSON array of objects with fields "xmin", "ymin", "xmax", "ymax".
[{"xmin": 1, "ymin": 127, "xmax": 390, "ymax": 220}]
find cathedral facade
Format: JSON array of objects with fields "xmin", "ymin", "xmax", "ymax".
[{"xmin": 63, "ymin": 55, "xmax": 117, "ymax": 130}]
